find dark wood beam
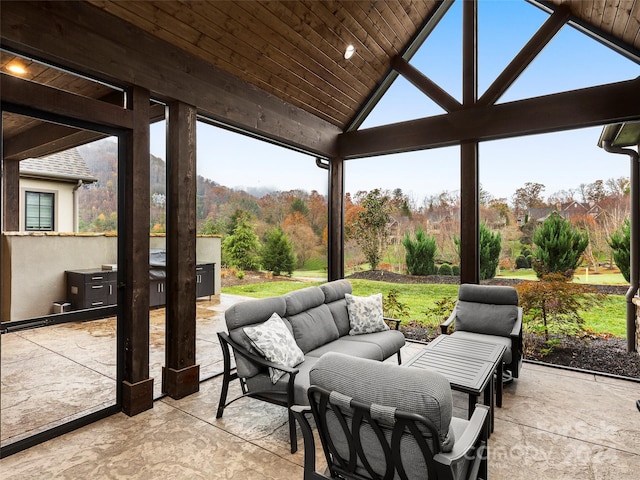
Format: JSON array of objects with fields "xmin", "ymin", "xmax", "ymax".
[
  {"xmin": 0, "ymin": 73, "xmax": 133, "ymax": 130},
  {"xmin": 121, "ymin": 86, "xmax": 153, "ymax": 416},
  {"xmin": 3, "ymin": 104, "xmax": 165, "ymax": 161},
  {"xmin": 339, "ymin": 77, "xmax": 640, "ymax": 158},
  {"xmin": 460, "ymin": 142, "xmax": 479, "ymax": 284},
  {"xmin": 391, "ymin": 56, "xmax": 461, "ymax": 113},
  {"xmin": 1, "ymin": 1, "xmax": 340, "ymax": 157},
  {"xmin": 478, "ymin": 5, "xmax": 570, "ymax": 107},
  {"xmin": 2, "ymin": 160, "xmax": 20, "ymax": 231},
  {"xmin": 462, "ymin": 0, "xmax": 477, "ymax": 108},
  {"xmin": 328, "ymin": 157, "xmax": 344, "ymax": 281},
  {"xmin": 163, "ymin": 101, "xmax": 199, "ymax": 400}
]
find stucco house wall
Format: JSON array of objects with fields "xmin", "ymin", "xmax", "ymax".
[
  {"xmin": 1, "ymin": 233, "xmax": 221, "ymax": 322},
  {"xmin": 19, "ymin": 178, "xmax": 77, "ymax": 232}
]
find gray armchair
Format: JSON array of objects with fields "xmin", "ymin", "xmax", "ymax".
[
  {"xmin": 441, "ymin": 283, "xmax": 523, "ymax": 385},
  {"xmin": 292, "ymin": 352, "xmax": 489, "ymax": 480}
]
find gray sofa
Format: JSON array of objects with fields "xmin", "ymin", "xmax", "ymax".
[{"xmin": 216, "ymin": 279, "xmax": 406, "ymax": 453}]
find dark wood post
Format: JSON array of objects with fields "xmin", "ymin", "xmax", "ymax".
[
  {"xmin": 163, "ymin": 101, "xmax": 199, "ymax": 399},
  {"xmin": 328, "ymin": 156, "xmax": 344, "ymax": 281},
  {"xmin": 459, "ymin": 0, "xmax": 480, "ymax": 285},
  {"xmin": 121, "ymin": 86, "xmax": 154, "ymax": 415},
  {"xmin": 2, "ymin": 159, "xmax": 20, "ymax": 231}
]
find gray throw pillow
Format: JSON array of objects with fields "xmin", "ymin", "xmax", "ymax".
[
  {"xmin": 345, "ymin": 293, "xmax": 390, "ymax": 335},
  {"xmin": 243, "ymin": 312, "xmax": 305, "ymax": 383}
]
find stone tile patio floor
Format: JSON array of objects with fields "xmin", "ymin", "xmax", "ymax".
[{"xmin": 1, "ymin": 294, "xmax": 639, "ymax": 479}]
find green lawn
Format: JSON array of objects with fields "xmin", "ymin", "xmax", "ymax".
[
  {"xmin": 222, "ymin": 279, "xmax": 628, "ymax": 338},
  {"xmin": 497, "ymin": 268, "xmax": 628, "ymax": 285}
]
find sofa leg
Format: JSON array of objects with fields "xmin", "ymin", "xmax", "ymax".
[
  {"xmin": 289, "ymin": 409, "xmax": 298, "ymax": 453},
  {"xmin": 397, "ymin": 351, "xmax": 402, "ymax": 365}
]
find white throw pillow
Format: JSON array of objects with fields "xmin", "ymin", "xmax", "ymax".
[
  {"xmin": 345, "ymin": 293, "xmax": 389, "ymax": 335},
  {"xmin": 243, "ymin": 312, "xmax": 305, "ymax": 383}
]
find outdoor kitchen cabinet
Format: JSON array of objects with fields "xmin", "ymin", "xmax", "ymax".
[
  {"xmin": 196, "ymin": 263, "xmax": 214, "ymax": 299},
  {"xmin": 66, "ymin": 269, "xmax": 117, "ymax": 310}
]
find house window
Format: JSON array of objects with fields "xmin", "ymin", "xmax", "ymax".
[{"xmin": 25, "ymin": 191, "xmax": 54, "ymax": 231}]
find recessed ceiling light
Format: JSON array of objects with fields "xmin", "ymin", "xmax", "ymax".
[
  {"xmin": 344, "ymin": 44, "xmax": 356, "ymax": 60},
  {"xmin": 7, "ymin": 64, "xmax": 27, "ymax": 75}
]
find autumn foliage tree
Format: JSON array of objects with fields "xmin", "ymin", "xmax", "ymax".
[{"xmin": 350, "ymin": 189, "xmax": 393, "ymax": 270}]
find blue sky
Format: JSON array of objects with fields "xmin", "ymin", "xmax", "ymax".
[{"xmin": 150, "ymin": 0, "xmax": 640, "ymax": 205}]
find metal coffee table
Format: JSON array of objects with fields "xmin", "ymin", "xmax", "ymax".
[{"xmin": 404, "ymin": 334, "xmax": 506, "ymax": 433}]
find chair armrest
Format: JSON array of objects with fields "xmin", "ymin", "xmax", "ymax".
[
  {"xmin": 434, "ymin": 404, "xmax": 489, "ymax": 465},
  {"xmin": 217, "ymin": 331, "xmax": 300, "ymax": 377},
  {"xmin": 510, "ymin": 308, "xmax": 523, "ymax": 338},
  {"xmin": 440, "ymin": 310, "xmax": 456, "ymax": 334},
  {"xmin": 384, "ymin": 317, "xmax": 402, "ymax": 330}
]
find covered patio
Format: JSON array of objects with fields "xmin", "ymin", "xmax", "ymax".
[
  {"xmin": 1, "ymin": 293, "xmax": 638, "ymax": 479},
  {"xmin": 2, "ymin": 0, "xmax": 640, "ymax": 465}
]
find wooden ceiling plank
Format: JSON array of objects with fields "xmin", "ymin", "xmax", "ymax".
[
  {"xmin": 622, "ymin": 0, "xmax": 640, "ymax": 46},
  {"xmin": 298, "ymin": 1, "xmax": 388, "ymax": 79},
  {"xmin": 351, "ymin": 1, "xmax": 400, "ymax": 56},
  {"xmin": 359, "ymin": 1, "xmax": 409, "ymax": 55},
  {"xmin": 611, "ymin": 0, "xmax": 636, "ymax": 39},
  {"xmin": 189, "ymin": 1, "xmax": 353, "ymax": 124},
  {"xmin": 375, "ymin": 1, "xmax": 412, "ymax": 48},
  {"xmin": 2, "ymin": 1, "xmax": 341, "ymax": 154},
  {"xmin": 257, "ymin": 1, "xmax": 371, "ymax": 100},
  {"xmin": 339, "ymin": 77, "xmax": 640, "ymax": 158},
  {"xmin": 599, "ymin": 0, "xmax": 619, "ymax": 34},
  {"xmin": 230, "ymin": 1, "xmax": 361, "ymax": 110}
]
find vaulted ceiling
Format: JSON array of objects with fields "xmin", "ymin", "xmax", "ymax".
[{"xmin": 85, "ymin": 0, "xmax": 640, "ymax": 131}]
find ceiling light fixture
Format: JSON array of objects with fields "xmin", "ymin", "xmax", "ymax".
[
  {"xmin": 7, "ymin": 64, "xmax": 27, "ymax": 75},
  {"xmin": 344, "ymin": 44, "xmax": 356, "ymax": 60}
]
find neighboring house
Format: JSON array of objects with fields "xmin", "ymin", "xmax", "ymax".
[
  {"xmin": 524, "ymin": 201, "xmax": 607, "ymax": 225},
  {"xmin": 19, "ymin": 149, "xmax": 98, "ymax": 232}
]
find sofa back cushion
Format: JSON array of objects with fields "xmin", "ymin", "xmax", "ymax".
[
  {"xmin": 284, "ymin": 286, "xmax": 339, "ymax": 353},
  {"xmin": 225, "ymin": 296, "xmax": 288, "ymax": 378},
  {"xmin": 320, "ymin": 279, "xmax": 353, "ymax": 336}
]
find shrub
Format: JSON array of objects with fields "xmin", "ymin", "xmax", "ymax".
[
  {"xmin": 479, "ymin": 222, "xmax": 501, "ymax": 280},
  {"xmin": 532, "ymin": 212, "xmax": 588, "ymax": 279},
  {"xmin": 383, "ymin": 289, "xmax": 410, "ymax": 319},
  {"xmin": 261, "ymin": 226, "xmax": 295, "ymax": 276},
  {"xmin": 608, "ymin": 218, "xmax": 630, "ymax": 282},
  {"xmin": 423, "ymin": 296, "xmax": 456, "ymax": 325},
  {"xmin": 222, "ymin": 213, "xmax": 261, "ymax": 271},
  {"xmin": 438, "ymin": 263, "xmax": 453, "ymax": 276},
  {"xmin": 452, "ymin": 264, "xmax": 460, "ymax": 276},
  {"xmin": 515, "ymin": 255, "xmax": 529, "ymax": 269},
  {"xmin": 402, "ymin": 227, "xmax": 437, "ymax": 275},
  {"xmin": 516, "ymin": 273, "xmax": 604, "ymax": 342},
  {"xmin": 236, "ymin": 270, "xmax": 245, "ymax": 280}
]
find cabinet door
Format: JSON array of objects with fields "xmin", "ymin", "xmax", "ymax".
[{"xmin": 196, "ymin": 263, "xmax": 214, "ymax": 298}]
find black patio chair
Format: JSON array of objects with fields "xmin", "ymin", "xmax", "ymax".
[{"xmin": 292, "ymin": 352, "xmax": 489, "ymax": 480}]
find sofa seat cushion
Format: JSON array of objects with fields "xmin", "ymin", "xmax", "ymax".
[
  {"xmin": 245, "ymin": 356, "xmax": 320, "ymax": 406},
  {"xmin": 339, "ymin": 330, "xmax": 406, "ymax": 360},
  {"xmin": 306, "ymin": 337, "xmax": 386, "ymax": 361},
  {"xmin": 450, "ymin": 330, "xmax": 513, "ymax": 363}
]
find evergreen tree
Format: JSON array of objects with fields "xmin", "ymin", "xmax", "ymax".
[
  {"xmin": 261, "ymin": 227, "xmax": 296, "ymax": 276},
  {"xmin": 608, "ymin": 218, "xmax": 631, "ymax": 282},
  {"xmin": 479, "ymin": 222, "xmax": 501, "ymax": 280},
  {"xmin": 402, "ymin": 227, "xmax": 437, "ymax": 275},
  {"xmin": 222, "ymin": 213, "xmax": 261, "ymax": 270},
  {"xmin": 532, "ymin": 212, "xmax": 588, "ymax": 279}
]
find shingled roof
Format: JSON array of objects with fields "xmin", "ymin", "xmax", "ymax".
[{"xmin": 19, "ymin": 148, "xmax": 98, "ymax": 184}]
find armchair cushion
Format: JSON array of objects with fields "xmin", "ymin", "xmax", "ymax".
[
  {"xmin": 455, "ymin": 300, "xmax": 518, "ymax": 338},
  {"xmin": 243, "ymin": 312, "xmax": 305, "ymax": 384},
  {"xmin": 345, "ymin": 293, "xmax": 390, "ymax": 335},
  {"xmin": 310, "ymin": 352, "xmax": 454, "ymax": 451}
]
